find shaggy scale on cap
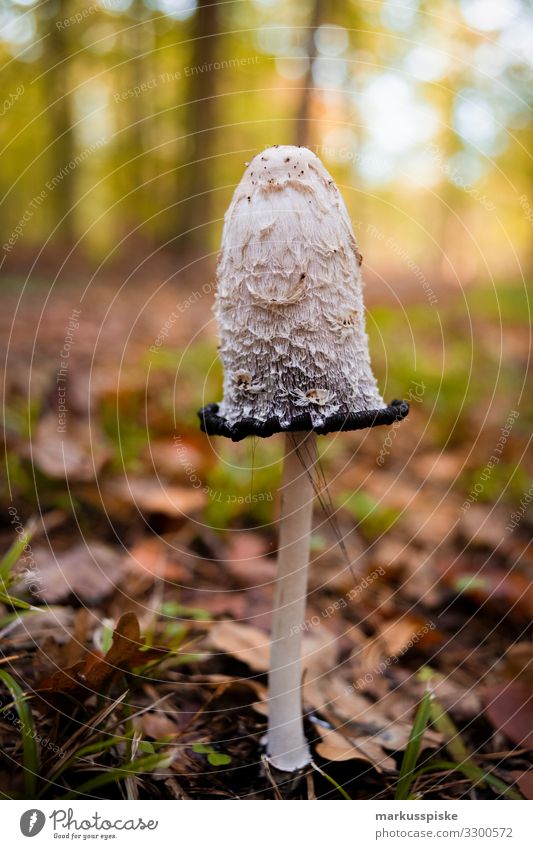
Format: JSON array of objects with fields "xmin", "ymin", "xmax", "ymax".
[{"xmin": 199, "ymin": 145, "xmax": 409, "ymax": 442}]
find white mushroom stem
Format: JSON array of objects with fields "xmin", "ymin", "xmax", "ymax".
[{"xmin": 267, "ymin": 430, "xmax": 316, "ymax": 772}]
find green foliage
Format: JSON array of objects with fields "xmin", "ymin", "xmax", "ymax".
[
  {"xmin": 339, "ymin": 490, "xmax": 400, "ymax": 539},
  {"xmin": 370, "ymin": 307, "xmax": 478, "ymax": 445},
  {"xmin": 191, "ymin": 742, "xmax": 231, "ymax": 767},
  {"xmin": 202, "ymin": 451, "xmax": 280, "ymax": 528},
  {"xmin": 461, "ymin": 461, "xmax": 529, "ymax": 505},
  {"xmin": 395, "ymin": 689, "xmax": 433, "ymax": 800},
  {"xmin": 0, "ymin": 609, "xmax": 204, "ymax": 798},
  {"xmin": 0, "ymin": 670, "xmax": 39, "ymax": 797},
  {"xmin": 100, "ymin": 390, "xmax": 148, "ymax": 473},
  {"xmin": 146, "ymin": 343, "xmax": 223, "ymax": 428},
  {"xmin": 3, "ymin": 396, "xmax": 41, "ymax": 442},
  {"xmin": 62, "ymin": 751, "xmax": 173, "ymax": 799},
  {"xmin": 0, "ymin": 525, "xmax": 37, "ymax": 610},
  {"xmin": 0, "ymin": 529, "xmax": 32, "ymax": 585},
  {"xmin": 417, "ymin": 759, "xmax": 522, "ymax": 799},
  {"xmin": 1, "ymin": 451, "xmax": 35, "ymax": 504},
  {"xmin": 400, "ymin": 668, "xmax": 523, "ymax": 799},
  {"xmin": 160, "ymin": 600, "xmax": 212, "ymax": 622},
  {"xmin": 465, "ymin": 285, "xmax": 532, "ymax": 327},
  {"xmin": 369, "ymin": 291, "xmax": 532, "ymax": 446}
]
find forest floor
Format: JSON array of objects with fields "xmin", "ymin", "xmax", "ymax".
[{"xmin": 0, "ymin": 260, "xmax": 532, "ymax": 800}]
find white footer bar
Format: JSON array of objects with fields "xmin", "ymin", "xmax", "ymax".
[{"xmin": 5, "ymin": 799, "xmax": 532, "ymax": 849}]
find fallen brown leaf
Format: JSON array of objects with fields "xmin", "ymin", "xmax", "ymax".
[
  {"xmin": 411, "ymin": 451, "xmax": 465, "ymax": 484},
  {"xmin": 30, "ymin": 542, "xmax": 125, "ymax": 603},
  {"xmin": 496, "ymin": 643, "xmax": 533, "ymax": 686},
  {"xmin": 209, "ymin": 620, "xmax": 338, "ymax": 686},
  {"xmin": 36, "ymin": 612, "xmax": 166, "ymax": 710},
  {"xmin": 127, "ymin": 537, "xmax": 187, "ymax": 583},
  {"xmin": 146, "ymin": 435, "xmax": 213, "ymax": 478},
  {"xmin": 482, "ymin": 682, "xmax": 533, "ymax": 747},
  {"xmin": 208, "ymin": 621, "xmax": 270, "ymax": 672},
  {"xmin": 29, "ymin": 413, "xmax": 111, "ymax": 481},
  {"xmin": 0, "ymin": 607, "xmax": 75, "ymax": 649},
  {"xmin": 141, "ymin": 713, "xmax": 180, "ymax": 740},
  {"xmin": 440, "ymin": 561, "xmax": 533, "ymax": 620},
  {"xmin": 104, "ymin": 477, "xmax": 206, "ymax": 517},
  {"xmin": 314, "ymin": 725, "xmax": 396, "ymax": 771},
  {"xmin": 459, "ymin": 505, "xmax": 508, "ymax": 549},
  {"xmin": 224, "ymin": 533, "xmax": 276, "ymax": 588},
  {"xmin": 510, "ymin": 770, "xmax": 533, "ymax": 800},
  {"xmin": 378, "ymin": 614, "xmax": 442, "ymax": 657}
]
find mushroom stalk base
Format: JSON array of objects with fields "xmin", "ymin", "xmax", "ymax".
[{"xmin": 267, "ymin": 431, "xmax": 316, "ymax": 772}]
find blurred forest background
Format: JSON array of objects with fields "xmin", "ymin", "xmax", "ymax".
[
  {"xmin": 0, "ymin": 0, "xmax": 532, "ymax": 800},
  {"xmin": 0, "ymin": 0, "xmax": 532, "ymax": 266}
]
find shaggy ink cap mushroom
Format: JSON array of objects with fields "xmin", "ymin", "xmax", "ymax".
[
  {"xmin": 198, "ymin": 146, "xmax": 411, "ymax": 773},
  {"xmin": 199, "ymin": 145, "xmax": 409, "ymax": 442}
]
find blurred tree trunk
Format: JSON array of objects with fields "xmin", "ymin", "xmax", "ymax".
[
  {"xmin": 128, "ymin": 0, "xmax": 152, "ymax": 237},
  {"xmin": 42, "ymin": 0, "xmax": 76, "ymax": 244},
  {"xmin": 295, "ymin": 0, "xmax": 322, "ymax": 148},
  {"xmin": 175, "ymin": 0, "xmax": 221, "ymax": 252}
]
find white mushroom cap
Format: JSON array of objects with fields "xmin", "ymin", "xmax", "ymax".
[{"xmin": 200, "ymin": 145, "xmax": 408, "ymax": 441}]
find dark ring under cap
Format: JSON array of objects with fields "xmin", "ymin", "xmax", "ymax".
[{"xmin": 198, "ymin": 399, "xmax": 409, "ymax": 442}]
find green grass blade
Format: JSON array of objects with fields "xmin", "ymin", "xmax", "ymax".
[
  {"xmin": 63, "ymin": 751, "xmax": 173, "ymax": 799},
  {"xmin": 0, "ymin": 670, "xmax": 39, "ymax": 797},
  {"xmin": 395, "ymin": 689, "xmax": 433, "ymax": 800},
  {"xmin": 427, "ymin": 695, "xmax": 488, "ymax": 788},
  {"xmin": 0, "ymin": 530, "xmax": 32, "ymax": 583},
  {"xmin": 428, "ymin": 699, "xmax": 471, "ymax": 763},
  {"xmin": 41, "ymin": 736, "xmax": 127, "ymax": 794},
  {"xmin": 311, "ymin": 760, "xmax": 352, "ymax": 800},
  {"xmin": 0, "ymin": 590, "xmax": 34, "ymax": 610},
  {"xmin": 482, "ymin": 771, "xmax": 523, "ymax": 800},
  {"xmin": 419, "ymin": 668, "xmax": 475, "ymax": 769},
  {"xmin": 415, "ymin": 759, "xmax": 522, "ymax": 799}
]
